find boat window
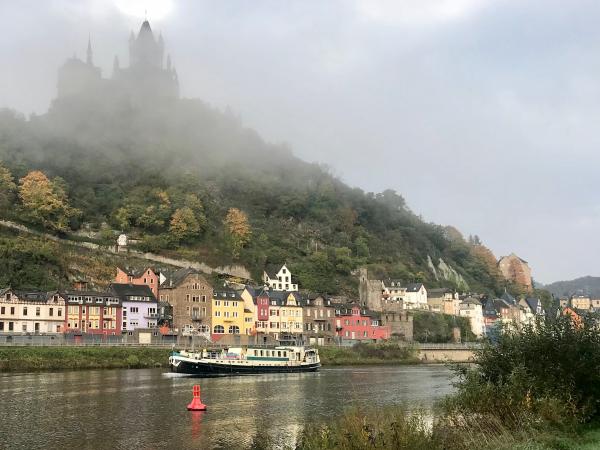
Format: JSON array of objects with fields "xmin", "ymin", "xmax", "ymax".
[
  {"xmin": 260, "ymin": 350, "xmax": 263, "ymax": 356},
  {"xmin": 278, "ymin": 351, "xmax": 281, "ymax": 357}
]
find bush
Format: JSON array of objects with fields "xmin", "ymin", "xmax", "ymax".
[{"xmin": 448, "ymin": 313, "xmax": 600, "ymax": 424}]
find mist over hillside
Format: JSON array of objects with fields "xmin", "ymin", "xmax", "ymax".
[
  {"xmin": 543, "ymin": 276, "xmax": 600, "ymax": 299},
  {"xmin": 0, "ymin": 20, "xmax": 516, "ymax": 296}
]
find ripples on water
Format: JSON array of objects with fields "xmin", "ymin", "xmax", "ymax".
[{"xmin": 0, "ymin": 365, "xmax": 454, "ymax": 449}]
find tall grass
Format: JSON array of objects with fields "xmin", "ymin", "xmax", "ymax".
[
  {"xmin": 296, "ymin": 314, "xmax": 600, "ymax": 449},
  {"xmin": 318, "ymin": 342, "xmax": 418, "ymax": 365},
  {"xmin": 0, "ymin": 347, "xmax": 171, "ymax": 372}
]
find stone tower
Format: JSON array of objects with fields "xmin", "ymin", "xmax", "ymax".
[{"xmin": 358, "ymin": 268, "xmax": 384, "ymax": 311}]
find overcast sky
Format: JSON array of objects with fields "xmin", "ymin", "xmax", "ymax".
[{"xmin": 1, "ymin": 0, "xmax": 599, "ymax": 283}]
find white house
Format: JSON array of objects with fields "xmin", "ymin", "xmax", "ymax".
[
  {"xmin": 458, "ymin": 297, "xmax": 484, "ymax": 337},
  {"xmin": 382, "ymin": 280, "xmax": 406, "ymax": 301},
  {"xmin": 403, "ymin": 283, "xmax": 428, "ymax": 310},
  {"xmin": 263, "ymin": 264, "xmax": 298, "ymax": 292},
  {"xmin": 0, "ymin": 288, "xmax": 66, "ymax": 333}
]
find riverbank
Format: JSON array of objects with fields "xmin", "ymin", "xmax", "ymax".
[
  {"xmin": 0, "ymin": 347, "xmax": 171, "ymax": 372},
  {"xmin": 295, "ymin": 407, "xmax": 600, "ymax": 450},
  {"xmin": 317, "ymin": 342, "xmax": 419, "ymax": 365},
  {"xmin": 0, "ymin": 343, "xmax": 419, "ymax": 372}
]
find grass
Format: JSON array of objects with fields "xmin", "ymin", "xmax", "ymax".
[
  {"xmin": 0, "ymin": 346, "xmax": 171, "ymax": 372},
  {"xmin": 291, "ymin": 407, "xmax": 600, "ymax": 450},
  {"xmin": 318, "ymin": 342, "xmax": 419, "ymax": 366}
]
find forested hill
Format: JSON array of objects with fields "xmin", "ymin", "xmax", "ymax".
[
  {"xmin": 0, "ymin": 93, "xmax": 511, "ymax": 295},
  {"xmin": 543, "ymin": 276, "xmax": 600, "ymax": 299}
]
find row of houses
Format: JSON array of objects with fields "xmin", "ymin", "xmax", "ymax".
[{"xmin": 0, "ymin": 264, "xmax": 408, "ymax": 345}]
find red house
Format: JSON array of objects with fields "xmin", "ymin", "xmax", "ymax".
[
  {"xmin": 115, "ymin": 267, "xmax": 160, "ymax": 298},
  {"xmin": 333, "ymin": 304, "xmax": 390, "ymax": 342},
  {"xmin": 62, "ymin": 290, "xmax": 123, "ymax": 336}
]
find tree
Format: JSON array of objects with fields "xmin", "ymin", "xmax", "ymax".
[
  {"xmin": 18, "ymin": 171, "xmax": 79, "ymax": 232},
  {"xmin": 224, "ymin": 208, "xmax": 251, "ymax": 257},
  {"xmin": 0, "ymin": 161, "xmax": 16, "ymax": 214},
  {"xmin": 169, "ymin": 207, "xmax": 200, "ymax": 242}
]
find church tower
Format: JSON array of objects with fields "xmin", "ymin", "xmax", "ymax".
[{"xmin": 129, "ymin": 20, "xmax": 163, "ymax": 68}]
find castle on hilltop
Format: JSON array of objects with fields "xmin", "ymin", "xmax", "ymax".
[{"xmin": 56, "ymin": 20, "xmax": 179, "ymax": 105}]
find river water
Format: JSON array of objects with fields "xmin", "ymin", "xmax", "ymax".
[{"xmin": 0, "ymin": 365, "xmax": 454, "ymax": 449}]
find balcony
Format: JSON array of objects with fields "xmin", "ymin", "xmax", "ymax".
[
  {"xmin": 191, "ymin": 315, "xmax": 204, "ymax": 321},
  {"xmin": 144, "ymin": 313, "xmax": 159, "ymax": 319}
]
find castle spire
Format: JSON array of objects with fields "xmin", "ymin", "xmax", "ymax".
[
  {"xmin": 86, "ymin": 34, "xmax": 93, "ymax": 65},
  {"xmin": 113, "ymin": 55, "xmax": 120, "ymax": 77}
]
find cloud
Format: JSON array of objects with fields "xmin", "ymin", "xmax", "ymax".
[{"xmin": 355, "ymin": 0, "xmax": 487, "ymax": 25}]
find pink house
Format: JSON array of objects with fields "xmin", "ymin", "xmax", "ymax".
[
  {"xmin": 115, "ymin": 267, "xmax": 160, "ymax": 298},
  {"xmin": 333, "ymin": 304, "xmax": 390, "ymax": 342}
]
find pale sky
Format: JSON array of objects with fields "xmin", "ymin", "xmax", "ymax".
[{"xmin": 1, "ymin": 0, "xmax": 599, "ymax": 283}]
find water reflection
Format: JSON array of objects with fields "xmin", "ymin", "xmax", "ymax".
[{"xmin": 0, "ymin": 365, "xmax": 453, "ymax": 449}]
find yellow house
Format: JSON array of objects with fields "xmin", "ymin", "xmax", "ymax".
[{"xmin": 211, "ymin": 287, "xmax": 248, "ymax": 335}]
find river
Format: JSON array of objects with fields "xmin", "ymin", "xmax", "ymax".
[{"xmin": 0, "ymin": 365, "xmax": 454, "ymax": 449}]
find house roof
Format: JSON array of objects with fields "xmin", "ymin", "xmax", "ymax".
[
  {"xmin": 161, "ymin": 267, "xmax": 207, "ymax": 288},
  {"xmin": 525, "ymin": 297, "xmax": 543, "ymax": 314},
  {"xmin": 405, "ymin": 283, "xmax": 424, "ymax": 292},
  {"xmin": 335, "ymin": 303, "xmax": 381, "ymax": 319},
  {"xmin": 253, "ymin": 289, "xmax": 303, "ymax": 306},
  {"xmin": 12, "ymin": 290, "xmax": 63, "ymax": 302},
  {"xmin": 117, "ymin": 266, "xmax": 159, "ymax": 279},
  {"xmin": 213, "ymin": 287, "xmax": 242, "ymax": 300},
  {"xmin": 428, "ymin": 288, "xmax": 452, "ymax": 295},
  {"xmin": 264, "ymin": 264, "xmax": 284, "ymax": 279},
  {"xmin": 461, "ymin": 297, "xmax": 481, "ymax": 306},
  {"xmin": 501, "ymin": 291, "xmax": 517, "ymax": 305},
  {"xmin": 109, "ymin": 283, "xmax": 156, "ymax": 301}
]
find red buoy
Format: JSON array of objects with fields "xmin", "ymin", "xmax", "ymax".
[{"xmin": 187, "ymin": 385, "xmax": 207, "ymax": 411}]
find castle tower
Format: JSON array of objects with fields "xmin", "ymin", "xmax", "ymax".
[
  {"xmin": 86, "ymin": 35, "xmax": 93, "ymax": 65},
  {"xmin": 129, "ymin": 20, "xmax": 163, "ymax": 68}
]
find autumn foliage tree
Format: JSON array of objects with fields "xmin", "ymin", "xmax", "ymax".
[
  {"xmin": 0, "ymin": 161, "xmax": 16, "ymax": 215},
  {"xmin": 224, "ymin": 207, "xmax": 251, "ymax": 257},
  {"xmin": 18, "ymin": 170, "xmax": 79, "ymax": 232},
  {"xmin": 169, "ymin": 207, "xmax": 200, "ymax": 242}
]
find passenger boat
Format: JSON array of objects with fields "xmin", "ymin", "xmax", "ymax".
[{"xmin": 169, "ymin": 346, "xmax": 321, "ymax": 375}]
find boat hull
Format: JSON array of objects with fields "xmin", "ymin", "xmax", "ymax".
[{"xmin": 170, "ymin": 357, "xmax": 320, "ymax": 375}]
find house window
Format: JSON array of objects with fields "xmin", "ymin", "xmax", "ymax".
[
  {"xmin": 214, "ymin": 325, "xmax": 224, "ymax": 334},
  {"xmin": 36, "ymin": 307, "xmax": 41, "ymax": 317},
  {"xmin": 228, "ymin": 325, "xmax": 240, "ymax": 334},
  {"xmin": 49, "ymin": 308, "xmax": 53, "ymax": 317},
  {"xmin": 8, "ymin": 322, "xmax": 14, "ymax": 331},
  {"xmin": 23, "ymin": 307, "xmax": 28, "ymax": 316},
  {"xmin": 0, "ymin": 307, "xmax": 3, "ymax": 314},
  {"xmin": 201, "ymin": 295, "xmax": 206, "ymax": 302},
  {"xmin": 10, "ymin": 307, "xmax": 14, "ymax": 315},
  {"xmin": 0, "ymin": 322, "xmax": 3, "ymax": 331},
  {"xmin": 22, "ymin": 324, "xmax": 27, "ymax": 332}
]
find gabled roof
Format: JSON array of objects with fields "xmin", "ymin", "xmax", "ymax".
[
  {"xmin": 460, "ymin": 297, "xmax": 481, "ymax": 306},
  {"xmin": 428, "ymin": 288, "xmax": 452, "ymax": 295},
  {"xmin": 405, "ymin": 283, "xmax": 424, "ymax": 292},
  {"xmin": 501, "ymin": 291, "xmax": 516, "ymax": 305},
  {"xmin": 525, "ymin": 297, "xmax": 544, "ymax": 314},
  {"xmin": 12, "ymin": 290, "xmax": 63, "ymax": 302},
  {"xmin": 264, "ymin": 264, "xmax": 284, "ymax": 279},
  {"xmin": 117, "ymin": 266, "xmax": 157, "ymax": 279},
  {"xmin": 213, "ymin": 287, "xmax": 242, "ymax": 300},
  {"xmin": 161, "ymin": 267, "xmax": 206, "ymax": 288},
  {"xmin": 254, "ymin": 289, "xmax": 303, "ymax": 306},
  {"xmin": 109, "ymin": 283, "xmax": 156, "ymax": 301}
]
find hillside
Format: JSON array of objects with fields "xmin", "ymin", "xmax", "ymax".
[
  {"xmin": 0, "ymin": 68, "xmax": 515, "ymax": 296},
  {"xmin": 543, "ymin": 276, "xmax": 600, "ymax": 299}
]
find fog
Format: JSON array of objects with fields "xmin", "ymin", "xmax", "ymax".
[{"xmin": 1, "ymin": 0, "xmax": 599, "ymax": 283}]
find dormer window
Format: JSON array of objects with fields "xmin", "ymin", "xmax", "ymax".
[{"xmin": 282, "ymin": 268, "xmax": 287, "ymax": 274}]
